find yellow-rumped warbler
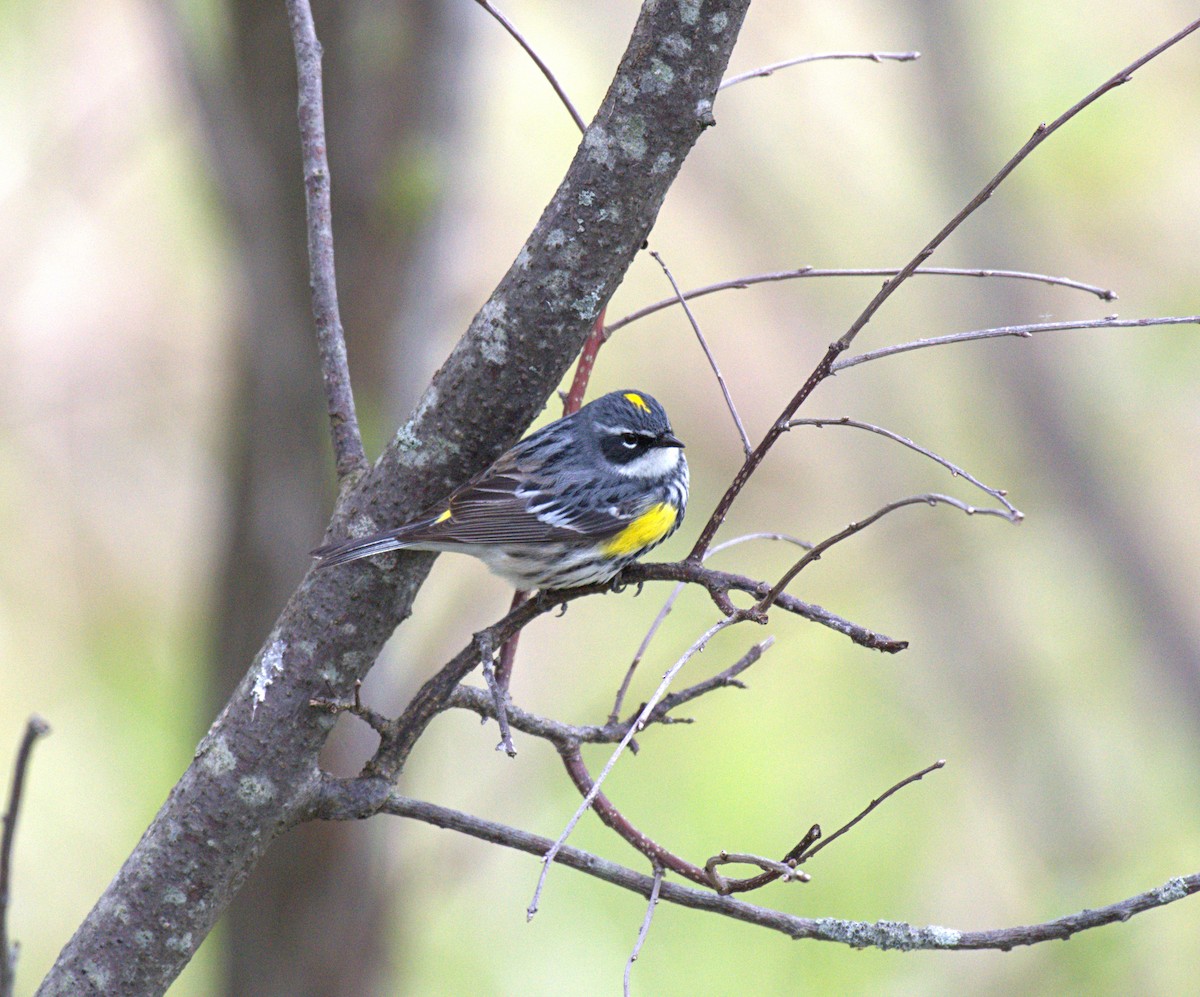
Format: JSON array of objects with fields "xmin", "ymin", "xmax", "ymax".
[{"xmin": 313, "ymin": 390, "xmax": 689, "ymax": 590}]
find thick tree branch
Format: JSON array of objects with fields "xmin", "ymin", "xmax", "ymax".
[{"xmin": 38, "ymin": 3, "xmax": 752, "ymax": 992}]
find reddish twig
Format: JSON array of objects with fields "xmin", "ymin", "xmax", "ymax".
[
  {"xmin": 559, "ymin": 747, "xmax": 713, "ymax": 887},
  {"xmin": 604, "ymin": 266, "xmax": 1117, "ymax": 336},
  {"xmin": 530, "ymin": 616, "xmax": 737, "ymax": 918},
  {"xmin": 284, "ymin": 0, "xmax": 367, "ymax": 481},
  {"xmin": 562, "ymin": 309, "xmax": 609, "ymax": 415},
  {"xmin": 720, "ymin": 50, "xmax": 919, "ymax": 90}
]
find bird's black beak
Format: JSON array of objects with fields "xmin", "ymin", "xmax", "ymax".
[{"xmin": 658, "ymin": 431, "xmax": 685, "ymax": 449}]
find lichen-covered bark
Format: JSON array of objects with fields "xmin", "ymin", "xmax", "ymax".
[{"xmin": 37, "ymin": 1, "xmax": 751, "ymax": 992}]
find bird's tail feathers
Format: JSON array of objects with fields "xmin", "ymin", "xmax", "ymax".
[{"xmin": 311, "ymin": 529, "xmax": 420, "ymax": 568}]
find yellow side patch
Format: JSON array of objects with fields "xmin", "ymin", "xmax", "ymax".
[
  {"xmin": 602, "ymin": 503, "xmax": 677, "ymax": 556},
  {"xmin": 623, "ymin": 392, "xmax": 650, "ymax": 413},
  {"xmin": 434, "ymin": 509, "xmax": 452, "ymax": 524}
]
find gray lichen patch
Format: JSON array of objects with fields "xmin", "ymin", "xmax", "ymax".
[
  {"xmin": 476, "ymin": 297, "xmax": 509, "ymax": 364},
  {"xmin": 614, "ymin": 115, "xmax": 648, "ymax": 160},
  {"xmin": 197, "ymin": 734, "xmax": 236, "ymax": 776},
  {"xmin": 813, "ymin": 918, "xmax": 963, "ymax": 951},
  {"xmin": 677, "ymin": 0, "xmax": 701, "ymax": 25},
  {"xmin": 238, "ymin": 773, "xmax": 276, "ymax": 807}
]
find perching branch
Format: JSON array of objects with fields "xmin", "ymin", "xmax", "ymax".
[{"xmin": 39, "ymin": 3, "xmax": 754, "ymax": 991}]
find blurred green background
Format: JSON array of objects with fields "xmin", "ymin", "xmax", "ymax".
[{"xmin": 3, "ymin": 1, "xmax": 1200, "ymax": 994}]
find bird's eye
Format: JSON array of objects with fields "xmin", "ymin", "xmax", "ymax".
[{"xmin": 620, "ymin": 433, "xmax": 641, "ymax": 449}]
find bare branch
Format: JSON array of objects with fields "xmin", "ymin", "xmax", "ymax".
[
  {"xmin": 837, "ymin": 17, "xmax": 1200, "ymax": 351},
  {"xmin": 624, "ymin": 865, "xmax": 663, "ymax": 997},
  {"xmin": 474, "ymin": 0, "xmax": 586, "ymax": 133},
  {"xmin": 649, "ymin": 251, "xmax": 751, "ymax": 456},
  {"xmin": 530, "ymin": 616, "xmax": 738, "ymax": 918},
  {"xmin": 720, "ymin": 50, "xmax": 919, "ymax": 90},
  {"xmin": 605, "ymin": 266, "xmax": 1117, "ymax": 336},
  {"xmin": 689, "ymin": 341, "xmax": 845, "ymax": 558},
  {"xmin": 704, "ymin": 852, "xmax": 810, "ymax": 892},
  {"xmin": 798, "ymin": 760, "xmax": 946, "ymax": 864},
  {"xmin": 376, "ymin": 793, "xmax": 1200, "ymax": 951},
  {"xmin": 789, "ymin": 417, "xmax": 1023, "ymax": 520},
  {"xmin": 834, "ymin": 315, "xmax": 1200, "ymax": 372},
  {"xmin": 643, "ymin": 637, "xmax": 773, "ymax": 722},
  {"xmin": 285, "ymin": 0, "xmax": 367, "ymax": 480},
  {"xmin": 1, "ymin": 716, "xmax": 50, "ymax": 997},
  {"xmin": 610, "ymin": 533, "xmax": 809, "ymax": 723},
  {"xmin": 757, "ymin": 494, "xmax": 1014, "ymax": 616}
]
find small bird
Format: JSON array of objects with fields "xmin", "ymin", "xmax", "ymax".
[{"xmin": 313, "ymin": 389, "xmax": 689, "ymax": 590}]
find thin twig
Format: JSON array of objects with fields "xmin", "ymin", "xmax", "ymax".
[
  {"xmin": 789, "ymin": 417, "xmax": 1023, "ymax": 520},
  {"xmin": 610, "ymin": 532, "xmax": 808, "ymax": 722},
  {"xmin": 649, "ymin": 251, "xmax": 751, "ymax": 456},
  {"xmin": 1, "ymin": 716, "xmax": 50, "ymax": 997},
  {"xmin": 605, "ymin": 266, "xmax": 1117, "ymax": 336},
  {"xmin": 688, "ymin": 19, "xmax": 1200, "ymax": 558},
  {"xmin": 530, "ymin": 616, "xmax": 737, "ymax": 919},
  {"xmin": 689, "ymin": 341, "xmax": 845, "ymax": 559},
  {"xmin": 834, "ymin": 315, "xmax": 1200, "ymax": 372},
  {"xmin": 798, "ymin": 760, "xmax": 946, "ymax": 863},
  {"xmin": 836, "ymin": 17, "xmax": 1200, "ymax": 352},
  {"xmin": 377, "ymin": 792, "xmax": 1200, "ymax": 951},
  {"xmin": 474, "ymin": 0, "xmax": 586, "ymax": 132},
  {"xmin": 704, "ymin": 852, "xmax": 810, "ymax": 892},
  {"xmin": 284, "ymin": 0, "xmax": 367, "ymax": 480},
  {"xmin": 624, "ymin": 865, "xmax": 663, "ymax": 997},
  {"xmin": 642, "ymin": 637, "xmax": 773, "ymax": 723},
  {"xmin": 720, "ymin": 50, "xmax": 919, "ymax": 90},
  {"xmin": 757, "ymin": 494, "xmax": 1014, "ymax": 617}
]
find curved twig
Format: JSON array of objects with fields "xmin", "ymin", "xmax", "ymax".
[
  {"xmin": 649, "ymin": 251, "xmax": 751, "ymax": 455},
  {"xmin": 720, "ymin": 50, "xmax": 919, "ymax": 90},
  {"xmin": 1, "ymin": 717, "xmax": 50, "ymax": 997},
  {"xmin": 473, "ymin": 0, "xmax": 586, "ymax": 132},
  {"xmin": 834, "ymin": 315, "xmax": 1200, "ymax": 372},
  {"xmin": 789, "ymin": 417, "xmax": 1023, "ymax": 520},
  {"xmin": 604, "ymin": 266, "xmax": 1117, "ymax": 336}
]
